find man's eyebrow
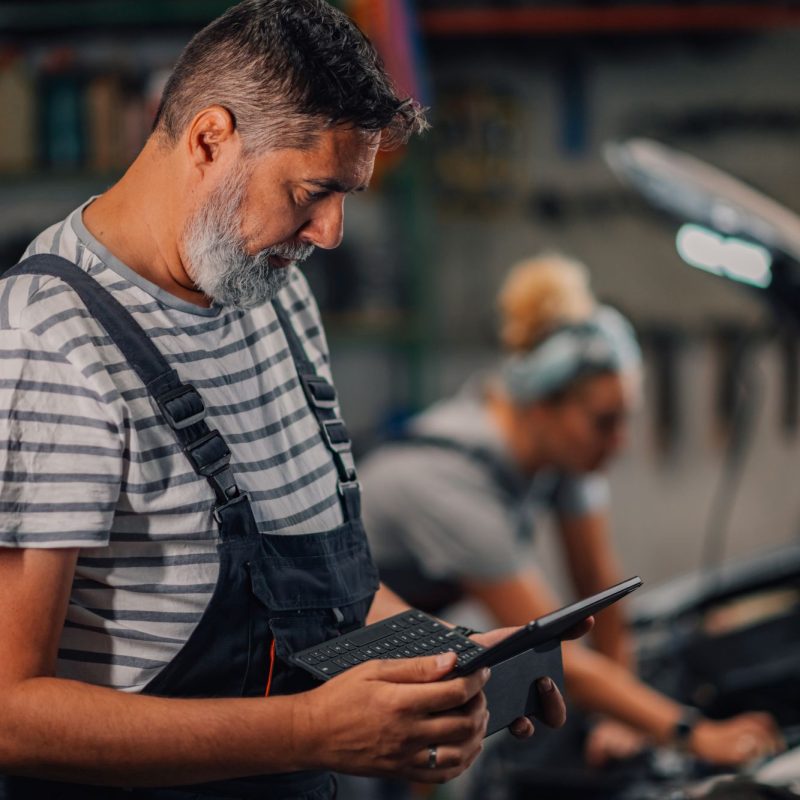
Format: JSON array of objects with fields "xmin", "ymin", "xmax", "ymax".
[{"xmin": 306, "ymin": 178, "xmax": 369, "ymax": 194}]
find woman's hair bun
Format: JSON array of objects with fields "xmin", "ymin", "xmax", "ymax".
[{"xmin": 496, "ymin": 252, "xmax": 596, "ymax": 352}]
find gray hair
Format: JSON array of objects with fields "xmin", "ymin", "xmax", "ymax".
[{"xmin": 153, "ymin": 0, "xmax": 428, "ymax": 154}]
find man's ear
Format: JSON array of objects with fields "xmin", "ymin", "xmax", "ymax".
[{"xmin": 186, "ymin": 105, "xmax": 240, "ymax": 175}]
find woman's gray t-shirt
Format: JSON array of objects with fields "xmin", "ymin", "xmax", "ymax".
[{"xmin": 359, "ymin": 382, "xmax": 609, "ymax": 582}]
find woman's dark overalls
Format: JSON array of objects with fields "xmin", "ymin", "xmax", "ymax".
[{"xmin": 0, "ymin": 255, "xmax": 380, "ymax": 800}]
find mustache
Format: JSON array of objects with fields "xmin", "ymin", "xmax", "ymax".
[{"xmin": 264, "ymin": 241, "xmax": 316, "ymax": 263}]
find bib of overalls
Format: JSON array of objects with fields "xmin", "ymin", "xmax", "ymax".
[{"xmin": 0, "ymin": 255, "xmax": 379, "ymax": 800}]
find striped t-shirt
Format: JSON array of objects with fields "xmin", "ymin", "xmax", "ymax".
[{"xmin": 0, "ymin": 200, "xmax": 345, "ymax": 691}]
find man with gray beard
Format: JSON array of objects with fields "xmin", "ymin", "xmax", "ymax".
[
  {"xmin": 183, "ymin": 158, "xmax": 315, "ymax": 309},
  {"xmin": 0, "ymin": 2, "xmax": 581, "ymax": 799}
]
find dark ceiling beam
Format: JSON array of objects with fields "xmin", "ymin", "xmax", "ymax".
[{"xmin": 420, "ymin": 6, "xmax": 800, "ymax": 36}]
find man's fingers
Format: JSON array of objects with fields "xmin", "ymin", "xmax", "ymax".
[
  {"xmin": 411, "ymin": 668, "xmax": 491, "ymax": 715},
  {"xmin": 405, "ymin": 740, "xmax": 485, "ymax": 784},
  {"xmin": 412, "ymin": 741, "xmax": 483, "ymax": 771},
  {"xmin": 562, "ymin": 617, "xmax": 594, "ymax": 641},
  {"xmin": 471, "ymin": 626, "xmax": 519, "ymax": 649},
  {"xmin": 408, "ymin": 693, "xmax": 489, "ymax": 747},
  {"xmin": 509, "ymin": 717, "xmax": 535, "ymax": 738},
  {"xmin": 365, "ymin": 652, "xmax": 457, "ymax": 684},
  {"xmin": 472, "ymin": 617, "xmax": 594, "ymax": 651},
  {"xmin": 359, "ymin": 655, "xmax": 490, "ymax": 715},
  {"xmin": 534, "ymin": 676, "xmax": 567, "ymax": 728},
  {"xmin": 508, "ymin": 676, "xmax": 564, "ymax": 737}
]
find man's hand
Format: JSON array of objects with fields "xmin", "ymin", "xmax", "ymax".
[
  {"xmin": 471, "ymin": 617, "xmax": 594, "ymax": 739},
  {"xmin": 295, "ymin": 652, "xmax": 489, "ymax": 784}
]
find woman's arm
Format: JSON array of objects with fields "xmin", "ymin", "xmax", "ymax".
[
  {"xmin": 461, "ymin": 570, "xmax": 783, "ymax": 764},
  {"xmin": 558, "ymin": 511, "xmax": 634, "ymax": 668},
  {"xmin": 463, "ymin": 572, "xmax": 647, "ymax": 726}
]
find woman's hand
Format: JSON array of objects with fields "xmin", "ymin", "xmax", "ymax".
[
  {"xmin": 584, "ymin": 718, "xmax": 649, "ymax": 768},
  {"xmin": 688, "ymin": 712, "xmax": 785, "ymax": 766}
]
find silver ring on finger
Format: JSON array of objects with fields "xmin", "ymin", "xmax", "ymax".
[{"xmin": 427, "ymin": 745, "xmax": 438, "ymax": 769}]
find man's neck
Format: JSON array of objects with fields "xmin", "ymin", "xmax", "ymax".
[{"xmin": 81, "ymin": 139, "xmax": 211, "ymax": 307}]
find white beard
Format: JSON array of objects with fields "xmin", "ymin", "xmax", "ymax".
[{"xmin": 182, "ymin": 162, "xmax": 314, "ymax": 309}]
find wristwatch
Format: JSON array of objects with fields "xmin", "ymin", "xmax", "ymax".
[{"xmin": 672, "ymin": 706, "xmax": 703, "ymax": 747}]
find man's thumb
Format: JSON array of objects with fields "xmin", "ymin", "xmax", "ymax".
[{"xmin": 372, "ymin": 652, "xmax": 457, "ymax": 683}]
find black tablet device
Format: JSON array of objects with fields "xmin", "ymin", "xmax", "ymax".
[
  {"xmin": 449, "ymin": 575, "xmax": 643, "ymax": 676},
  {"xmin": 290, "ymin": 577, "xmax": 642, "ymax": 735}
]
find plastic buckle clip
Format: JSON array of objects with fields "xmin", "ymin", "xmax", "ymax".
[
  {"xmin": 301, "ymin": 375, "xmax": 338, "ymax": 410},
  {"xmin": 185, "ymin": 430, "xmax": 231, "ymax": 476},
  {"xmin": 337, "ymin": 477, "xmax": 361, "ymax": 498},
  {"xmin": 157, "ymin": 385, "xmax": 206, "ymax": 430},
  {"xmin": 213, "ymin": 491, "xmax": 251, "ymax": 524},
  {"xmin": 322, "ymin": 419, "xmax": 351, "ymax": 453}
]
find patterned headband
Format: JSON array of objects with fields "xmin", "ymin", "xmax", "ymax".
[{"xmin": 502, "ymin": 305, "xmax": 641, "ymax": 404}]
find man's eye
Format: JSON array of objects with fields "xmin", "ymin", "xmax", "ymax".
[{"xmin": 303, "ymin": 190, "xmax": 329, "ymax": 203}]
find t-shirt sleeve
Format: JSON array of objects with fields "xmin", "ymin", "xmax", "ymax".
[
  {"xmin": 551, "ymin": 472, "xmax": 610, "ymax": 519},
  {"xmin": 360, "ymin": 446, "xmax": 519, "ymax": 582},
  {"xmin": 0, "ymin": 327, "xmax": 123, "ymax": 548}
]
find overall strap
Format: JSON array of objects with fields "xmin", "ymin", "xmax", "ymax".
[
  {"xmin": 270, "ymin": 297, "xmax": 360, "ymax": 521},
  {"xmin": 398, "ymin": 434, "xmax": 527, "ymax": 500},
  {"xmin": 5, "ymin": 255, "xmax": 248, "ymax": 528}
]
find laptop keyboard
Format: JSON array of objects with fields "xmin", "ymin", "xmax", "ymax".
[{"xmin": 290, "ymin": 609, "xmax": 486, "ymax": 681}]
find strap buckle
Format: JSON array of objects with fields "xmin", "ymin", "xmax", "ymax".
[
  {"xmin": 337, "ymin": 476, "xmax": 361, "ymax": 519},
  {"xmin": 301, "ymin": 375, "xmax": 338, "ymax": 410},
  {"xmin": 213, "ymin": 490, "xmax": 251, "ymax": 524},
  {"xmin": 338, "ymin": 477, "xmax": 361, "ymax": 497},
  {"xmin": 185, "ymin": 430, "xmax": 231, "ymax": 476},
  {"xmin": 157, "ymin": 385, "xmax": 206, "ymax": 430},
  {"xmin": 322, "ymin": 419, "xmax": 351, "ymax": 453}
]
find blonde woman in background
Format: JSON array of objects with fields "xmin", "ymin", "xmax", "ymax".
[
  {"xmin": 495, "ymin": 254, "xmax": 635, "ymax": 673},
  {"xmin": 359, "ymin": 253, "xmax": 783, "ymax": 770}
]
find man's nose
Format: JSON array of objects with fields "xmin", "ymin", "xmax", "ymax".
[{"xmin": 300, "ymin": 197, "xmax": 345, "ymax": 250}]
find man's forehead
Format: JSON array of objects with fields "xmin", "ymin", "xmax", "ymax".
[
  {"xmin": 258, "ymin": 127, "xmax": 379, "ymax": 190},
  {"xmin": 309, "ymin": 127, "xmax": 379, "ymax": 187}
]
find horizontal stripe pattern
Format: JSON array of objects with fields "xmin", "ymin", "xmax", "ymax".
[{"xmin": 0, "ymin": 203, "xmax": 344, "ymax": 690}]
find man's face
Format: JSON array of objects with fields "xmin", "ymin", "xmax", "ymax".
[{"xmin": 182, "ymin": 126, "xmax": 380, "ymax": 308}]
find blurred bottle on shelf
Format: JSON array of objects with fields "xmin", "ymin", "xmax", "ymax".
[
  {"xmin": 0, "ymin": 48, "xmax": 36, "ymax": 172},
  {"xmin": 86, "ymin": 72, "xmax": 125, "ymax": 172},
  {"xmin": 38, "ymin": 49, "xmax": 85, "ymax": 170}
]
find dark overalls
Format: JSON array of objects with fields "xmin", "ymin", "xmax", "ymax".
[{"xmin": 0, "ymin": 255, "xmax": 380, "ymax": 800}]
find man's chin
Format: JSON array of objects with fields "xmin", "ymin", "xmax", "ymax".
[
  {"xmin": 222, "ymin": 291, "xmax": 283, "ymax": 310},
  {"xmin": 267, "ymin": 255, "xmax": 294, "ymax": 269},
  {"xmin": 213, "ymin": 279, "xmax": 291, "ymax": 310}
]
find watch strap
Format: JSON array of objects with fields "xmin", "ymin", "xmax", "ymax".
[{"xmin": 672, "ymin": 706, "xmax": 703, "ymax": 745}]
